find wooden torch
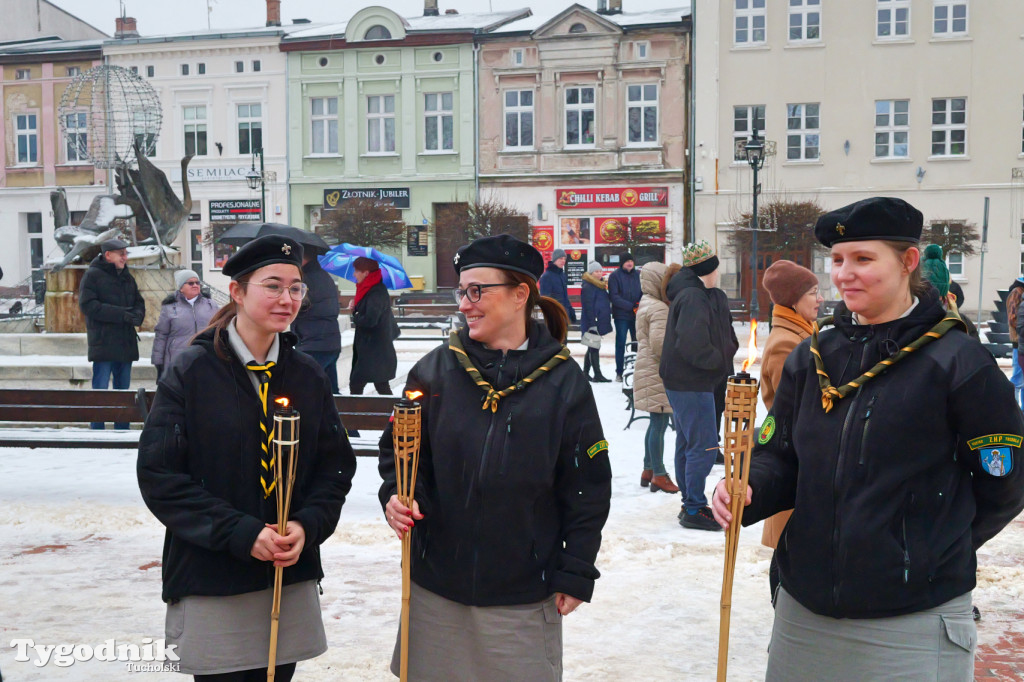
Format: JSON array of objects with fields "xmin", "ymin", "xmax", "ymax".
[
  {"xmin": 393, "ymin": 391, "xmax": 423, "ymax": 682},
  {"xmin": 717, "ymin": 371, "xmax": 759, "ymax": 682},
  {"xmin": 268, "ymin": 397, "xmax": 299, "ymax": 682}
]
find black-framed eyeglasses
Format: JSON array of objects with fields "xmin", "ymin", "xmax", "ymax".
[
  {"xmin": 245, "ymin": 280, "xmax": 308, "ymax": 301},
  {"xmin": 183, "ymin": 280, "xmax": 201, "ymax": 287},
  {"xmin": 453, "ymin": 283, "xmax": 516, "ymax": 304}
]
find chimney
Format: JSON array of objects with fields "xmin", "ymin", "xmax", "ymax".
[
  {"xmin": 599, "ymin": 0, "xmax": 622, "ymax": 15},
  {"xmin": 114, "ymin": 16, "xmax": 139, "ymax": 38},
  {"xmin": 424, "ymin": 0, "xmax": 439, "ymax": 17},
  {"xmin": 266, "ymin": 0, "xmax": 281, "ymax": 27}
]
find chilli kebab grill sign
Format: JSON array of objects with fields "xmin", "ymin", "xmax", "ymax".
[{"xmin": 555, "ymin": 186, "xmax": 668, "ymax": 210}]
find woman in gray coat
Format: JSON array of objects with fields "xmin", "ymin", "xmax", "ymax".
[{"xmin": 151, "ymin": 269, "xmax": 218, "ymax": 377}]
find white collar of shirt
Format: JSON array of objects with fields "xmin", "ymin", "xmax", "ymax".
[
  {"xmin": 852, "ymin": 296, "xmax": 919, "ymax": 325},
  {"xmin": 227, "ymin": 318, "xmax": 280, "ymax": 392},
  {"xmin": 185, "ymin": 295, "xmax": 198, "ymax": 305}
]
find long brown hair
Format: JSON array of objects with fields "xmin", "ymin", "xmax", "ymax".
[
  {"xmin": 881, "ymin": 240, "xmax": 930, "ymax": 299},
  {"xmin": 661, "ymin": 263, "xmax": 682, "ymax": 303},
  {"xmin": 500, "ymin": 270, "xmax": 569, "ymax": 344}
]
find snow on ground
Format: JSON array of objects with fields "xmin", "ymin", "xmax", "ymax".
[{"xmin": 1, "ymin": 323, "xmax": 1022, "ymax": 680}]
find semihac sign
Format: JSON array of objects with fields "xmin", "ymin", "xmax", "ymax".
[
  {"xmin": 555, "ymin": 187, "xmax": 669, "ymax": 210},
  {"xmin": 323, "ymin": 187, "xmax": 411, "ymax": 209}
]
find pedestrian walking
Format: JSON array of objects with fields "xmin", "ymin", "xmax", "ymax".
[
  {"xmin": 660, "ymin": 242, "xmax": 738, "ymax": 531},
  {"xmin": 634, "ymin": 261, "xmax": 679, "ymax": 493},
  {"xmin": 379, "ymin": 234, "xmax": 611, "ymax": 682},
  {"xmin": 78, "ymin": 238, "xmax": 145, "ymax": 429},
  {"xmin": 608, "ymin": 252, "xmax": 642, "ymax": 381},
  {"xmin": 348, "ymin": 257, "xmax": 397, "ymax": 396},
  {"xmin": 758, "ymin": 259, "xmax": 821, "ymax": 600},
  {"xmin": 293, "ymin": 250, "xmax": 342, "ymax": 394},
  {"xmin": 151, "ymin": 269, "xmax": 217, "ymax": 379},
  {"xmin": 579, "ymin": 261, "xmax": 612, "ymax": 382},
  {"xmin": 137, "ymin": 235, "xmax": 357, "ymax": 681},
  {"xmin": 713, "ymin": 197, "xmax": 1024, "ymax": 681},
  {"xmin": 539, "ymin": 248, "xmax": 578, "ymax": 324}
]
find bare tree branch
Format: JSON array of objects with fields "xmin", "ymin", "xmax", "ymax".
[{"xmin": 319, "ymin": 198, "xmax": 406, "ymax": 251}]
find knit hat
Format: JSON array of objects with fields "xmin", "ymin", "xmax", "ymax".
[
  {"xmin": 681, "ymin": 241, "xmax": 719, "ymax": 277},
  {"xmin": 353, "ymin": 256, "xmax": 380, "ymax": 272},
  {"xmin": 174, "ymin": 269, "xmax": 200, "ymax": 291},
  {"xmin": 587, "ymin": 261, "xmax": 603, "ymax": 274},
  {"xmin": 551, "ymin": 248, "xmax": 567, "ymax": 261},
  {"xmin": 763, "ymin": 260, "xmax": 818, "ymax": 308},
  {"xmin": 920, "ymin": 243, "xmax": 950, "ymax": 298},
  {"xmin": 620, "ymin": 252, "xmax": 635, "ymax": 265}
]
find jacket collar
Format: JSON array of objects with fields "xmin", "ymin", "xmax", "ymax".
[
  {"xmin": 830, "ymin": 289, "xmax": 946, "ymax": 346},
  {"xmin": 545, "ymin": 261, "xmax": 564, "ymax": 274},
  {"xmin": 90, "ymin": 254, "xmax": 125, "ymax": 277},
  {"xmin": 582, "ymin": 272, "xmax": 606, "ymax": 289},
  {"xmin": 457, "ymin": 320, "xmax": 564, "ymax": 384},
  {"xmin": 665, "ymin": 266, "xmax": 704, "ymax": 302}
]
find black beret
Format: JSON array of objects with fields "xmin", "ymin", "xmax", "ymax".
[
  {"xmin": 814, "ymin": 197, "xmax": 923, "ymax": 247},
  {"xmin": 100, "ymin": 238, "xmax": 129, "ymax": 252},
  {"xmin": 454, "ymin": 234, "xmax": 544, "ymax": 281},
  {"xmin": 222, "ymin": 235, "xmax": 303, "ymax": 280}
]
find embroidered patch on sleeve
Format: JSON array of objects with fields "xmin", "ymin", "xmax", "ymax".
[
  {"xmin": 968, "ymin": 434, "xmax": 1019, "ymax": 478},
  {"xmin": 586, "ymin": 440, "xmax": 609, "ymax": 459},
  {"xmin": 758, "ymin": 416, "xmax": 776, "ymax": 445}
]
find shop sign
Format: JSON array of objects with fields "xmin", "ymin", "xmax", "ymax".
[
  {"xmin": 323, "ymin": 187, "xmax": 411, "ymax": 209},
  {"xmin": 407, "ymin": 224, "xmax": 428, "ymax": 257},
  {"xmin": 532, "ymin": 226, "xmax": 555, "ymax": 256},
  {"xmin": 565, "ymin": 249, "xmax": 588, "ymax": 286},
  {"xmin": 209, "ymin": 199, "xmax": 262, "ymax": 222},
  {"xmin": 555, "ymin": 186, "xmax": 668, "ymax": 210},
  {"xmin": 594, "ymin": 216, "xmax": 667, "ymax": 244},
  {"xmin": 173, "ymin": 166, "xmax": 251, "ymax": 183}
]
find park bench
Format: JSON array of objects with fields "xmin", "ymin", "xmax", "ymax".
[{"xmin": 0, "ymin": 388, "xmax": 394, "ymax": 456}]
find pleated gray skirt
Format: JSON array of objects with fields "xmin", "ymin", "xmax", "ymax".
[
  {"xmin": 390, "ymin": 582, "xmax": 563, "ymax": 682},
  {"xmin": 165, "ymin": 580, "xmax": 327, "ymax": 676},
  {"xmin": 766, "ymin": 587, "xmax": 976, "ymax": 682}
]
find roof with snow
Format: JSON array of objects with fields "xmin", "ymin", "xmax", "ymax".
[
  {"xmin": 282, "ymin": 9, "xmax": 532, "ymax": 42},
  {"xmin": 103, "ymin": 21, "xmax": 331, "ymax": 47},
  {"xmin": 491, "ymin": 5, "xmax": 691, "ymax": 34},
  {"xmin": 0, "ymin": 36, "xmax": 104, "ymax": 59}
]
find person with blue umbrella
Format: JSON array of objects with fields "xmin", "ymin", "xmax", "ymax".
[{"xmin": 348, "ymin": 257, "xmax": 397, "ymax": 395}]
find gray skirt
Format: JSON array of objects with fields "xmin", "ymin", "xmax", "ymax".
[
  {"xmin": 767, "ymin": 587, "xmax": 976, "ymax": 682},
  {"xmin": 390, "ymin": 582, "xmax": 563, "ymax": 682},
  {"xmin": 165, "ymin": 580, "xmax": 327, "ymax": 675}
]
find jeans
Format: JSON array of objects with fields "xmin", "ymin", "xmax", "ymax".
[
  {"xmin": 665, "ymin": 389, "xmax": 719, "ymax": 513},
  {"xmin": 351, "ymin": 381, "xmax": 392, "ymax": 395},
  {"xmin": 1013, "ymin": 349, "xmax": 1023, "ymax": 408},
  {"xmin": 614, "ymin": 318, "xmax": 637, "ymax": 376},
  {"xmin": 91, "ymin": 360, "xmax": 132, "ymax": 429},
  {"xmin": 643, "ymin": 411, "xmax": 670, "ymax": 476},
  {"xmin": 303, "ymin": 350, "xmax": 340, "ymax": 394}
]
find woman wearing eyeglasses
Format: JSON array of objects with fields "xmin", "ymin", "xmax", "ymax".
[
  {"xmin": 138, "ymin": 236, "xmax": 356, "ymax": 681},
  {"xmin": 378, "ymin": 235, "xmax": 611, "ymax": 681},
  {"xmin": 348, "ymin": 256, "xmax": 397, "ymax": 395},
  {"xmin": 151, "ymin": 269, "xmax": 218, "ymax": 380}
]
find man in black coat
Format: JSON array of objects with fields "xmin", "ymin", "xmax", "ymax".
[
  {"xmin": 78, "ymin": 238, "xmax": 145, "ymax": 429},
  {"xmin": 608, "ymin": 252, "xmax": 642, "ymax": 381},
  {"xmin": 538, "ymin": 248, "xmax": 577, "ymax": 324},
  {"xmin": 293, "ymin": 252, "xmax": 342, "ymax": 393}
]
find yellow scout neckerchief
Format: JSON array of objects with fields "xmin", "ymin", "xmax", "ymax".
[
  {"xmin": 246, "ymin": 360, "xmax": 277, "ymax": 497},
  {"xmin": 810, "ymin": 307, "xmax": 966, "ymax": 413},
  {"xmin": 448, "ymin": 330, "xmax": 572, "ymax": 412}
]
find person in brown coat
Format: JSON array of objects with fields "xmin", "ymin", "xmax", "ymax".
[
  {"xmin": 759, "ymin": 259, "xmax": 821, "ymax": 600},
  {"xmin": 634, "ymin": 261, "xmax": 679, "ymax": 493}
]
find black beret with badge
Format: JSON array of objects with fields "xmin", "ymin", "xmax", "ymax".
[
  {"xmin": 453, "ymin": 234, "xmax": 545, "ymax": 281},
  {"xmin": 222, "ymin": 235, "xmax": 304, "ymax": 280},
  {"xmin": 814, "ymin": 197, "xmax": 923, "ymax": 248}
]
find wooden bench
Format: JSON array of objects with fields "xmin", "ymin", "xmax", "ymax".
[{"xmin": 0, "ymin": 389, "xmax": 394, "ymax": 456}]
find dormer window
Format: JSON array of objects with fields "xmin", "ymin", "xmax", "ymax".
[
  {"xmin": 365, "ymin": 25, "xmax": 392, "ymax": 40},
  {"xmin": 569, "ymin": 23, "xmax": 588, "ymax": 34}
]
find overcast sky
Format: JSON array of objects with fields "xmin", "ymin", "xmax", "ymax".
[{"xmin": 49, "ymin": 1, "xmax": 689, "ymax": 36}]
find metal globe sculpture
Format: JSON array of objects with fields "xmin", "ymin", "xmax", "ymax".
[{"xmin": 58, "ymin": 65, "xmax": 162, "ymax": 170}]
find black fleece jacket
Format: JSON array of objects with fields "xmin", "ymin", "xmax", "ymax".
[
  {"xmin": 378, "ymin": 322, "xmax": 611, "ymax": 606},
  {"xmin": 744, "ymin": 292, "xmax": 1024, "ymax": 618}
]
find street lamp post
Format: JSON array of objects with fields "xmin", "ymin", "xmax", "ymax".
[
  {"xmin": 744, "ymin": 129, "xmax": 766, "ymax": 320},
  {"xmin": 245, "ymin": 146, "xmax": 266, "ymax": 222}
]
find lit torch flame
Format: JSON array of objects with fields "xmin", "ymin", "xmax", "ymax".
[
  {"xmin": 405, "ymin": 390, "xmax": 424, "ymax": 401},
  {"xmin": 740, "ymin": 318, "xmax": 759, "ymax": 373},
  {"xmin": 275, "ymin": 397, "xmax": 290, "ymax": 408}
]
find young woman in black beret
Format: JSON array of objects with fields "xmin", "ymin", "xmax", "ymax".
[
  {"xmin": 713, "ymin": 197, "xmax": 1024, "ymax": 680},
  {"xmin": 138, "ymin": 235, "xmax": 357, "ymax": 681},
  {"xmin": 378, "ymin": 234, "xmax": 612, "ymax": 681}
]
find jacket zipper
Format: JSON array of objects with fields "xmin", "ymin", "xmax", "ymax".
[
  {"xmin": 498, "ymin": 409, "xmax": 513, "ymax": 476},
  {"xmin": 857, "ymin": 395, "xmax": 877, "ymax": 465},
  {"xmin": 830, "ymin": 356, "xmax": 864, "ymax": 609},
  {"xmin": 901, "ymin": 516, "xmax": 911, "ymax": 584}
]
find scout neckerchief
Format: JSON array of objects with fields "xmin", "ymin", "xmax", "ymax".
[
  {"xmin": 810, "ymin": 305, "xmax": 966, "ymax": 413},
  {"xmin": 448, "ymin": 330, "xmax": 572, "ymax": 412},
  {"xmin": 246, "ymin": 360, "xmax": 277, "ymax": 497}
]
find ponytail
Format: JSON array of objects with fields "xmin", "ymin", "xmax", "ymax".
[{"xmin": 502, "ymin": 271, "xmax": 569, "ymax": 344}]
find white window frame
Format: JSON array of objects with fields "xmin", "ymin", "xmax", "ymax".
[
  {"xmin": 788, "ymin": 0, "xmax": 821, "ymax": 43},
  {"xmin": 146, "ymin": 65, "xmax": 154, "ymax": 78},
  {"xmin": 634, "ymin": 41, "xmax": 650, "ymax": 60},
  {"xmin": 947, "ymin": 251, "xmax": 964, "ymax": 278},
  {"xmin": 626, "ymin": 83, "xmax": 659, "ymax": 146},
  {"xmin": 786, "ymin": 103, "xmax": 820, "ymax": 161},
  {"xmin": 564, "ymin": 85, "xmax": 596, "ymax": 148},
  {"xmin": 252, "ymin": 60, "xmax": 261, "ymax": 72},
  {"xmin": 503, "ymin": 89, "xmax": 534, "ymax": 151},
  {"xmin": 183, "ymin": 105, "xmax": 208, "ymax": 157},
  {"xmin": 733, "ymin": 105, "xmax": 765, "ymax": 162},
  {"xmin": 66, "ymin": 66, "xmax": 81, "ymax": 77},
  {"xmin": 64, "ymin": 111, "xmax": 88, "ymax": 163},
  {"xmin": 874, "ymin": 99, "xmax": 909, "ymax": 159},
  {"xmin": 877, "ymin": 0, "xmax": 911, "ymax": 39},
  {"xmin": 510, "ymin": 48, "xmax": 524, "ymax": 66},
  {"xmin": 235, "ymin": 61, "xmax": 244, "ymax": 73},
  {"xmin": 931, "ymin": 97, "xmax": 966, "ymax": 157},
  {"xmin": 310, "ymin": 97, "xmax": 339, "ymax": 155},
  {"xmin": 129, "ymin": 66, "xmax": 139, "ymax": 75},
  {"xmin": 367, "ymin": 94, "xmax": 396, "ymax": 154},
  {"xmin": 423, "ymin": 92, "xmax": 454, "ymax": 153},
  {"xmin": 237, "ymin": 103, "xmax": 262, "ymax": 156},
  {"xmin": 734, "ymin": 0, "xmax": 767, "ymax": 46},
  {"xmin": 15, "ymin": 69, "xmax": 30, "ymax": 80},
  {"xmin": 181, "ymin": 64, "xmax": 189, "ymax": 76},
  {"xmin": 133, "ymin": 110, "xmax": 157, "ymax": 157},
  {"xmin": 14, "ymin": 113, "xmax": 38, "ymax": 165},
  {"xmin": 933, "ymin": 0, "xmax": 968, "ymax": 37},
  {"xmin": 197, "ymin": 63, "xmax": 206, "ymax": 75}
]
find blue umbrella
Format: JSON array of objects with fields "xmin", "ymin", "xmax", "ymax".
[{"xmin": 319, "ymin": 243, "xmax": 413, "ymax": 290}]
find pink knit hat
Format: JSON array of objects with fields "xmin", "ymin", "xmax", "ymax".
[{"xmin": 762, "ymin": 260, "xmax": 818, "ymax": 308}]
